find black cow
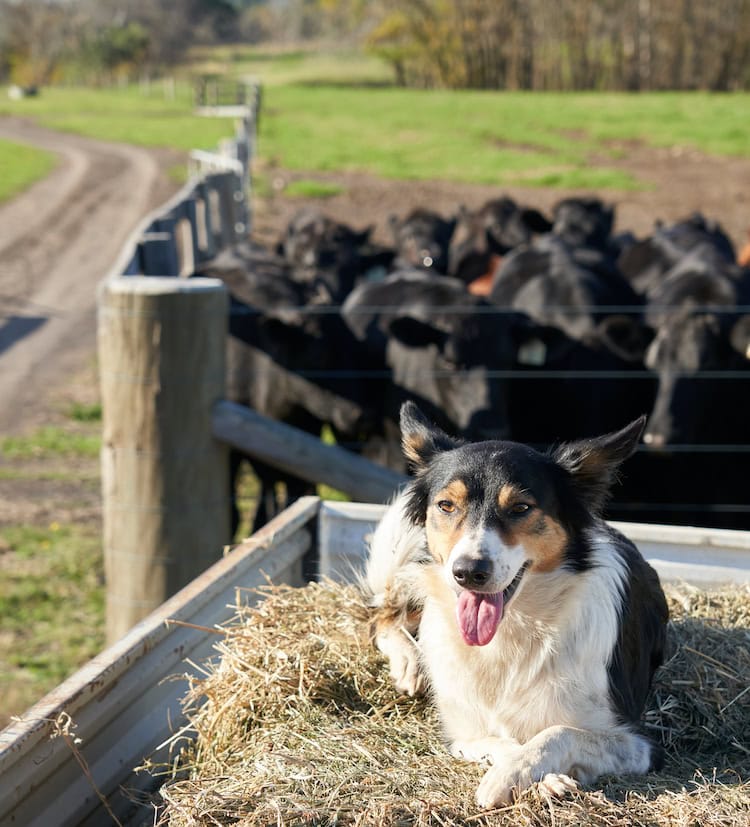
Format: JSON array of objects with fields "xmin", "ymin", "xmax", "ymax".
[
  {"xmin": 489, "ymin": 235, "xmax": 643, "ymax": 342},
  {"xmin": 197, "ymin": 242, "xmax": 375, "ymax": 533},
  {"xmin": 341, "ymin": 270, "xmax": 520, "ymax": 471},
  {"xmin": 447, "ymin": 196, "xmax": 552, "ymax": 285},
  {"xmin": 618, "ymin": 213, "xmax": 737, "ymax": 295},
  {"xmin": 551, "ymin": 196, "xmax": 615, "ymax": 250},
  {"xmin": 388, "ymin": 208, "xmax": 456, "ymax": 274},
  {"xmin": 276, "ymin": 207, "xmax": 394, "ymax": 300},
  {"xmin": 617, "ymin": 257, "xmax": 750, "ymax": 528}
]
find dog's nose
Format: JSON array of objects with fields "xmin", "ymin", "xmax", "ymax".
[{"xmin": 452, "ymin": 557, "xmax": 491, "ymax": 589}]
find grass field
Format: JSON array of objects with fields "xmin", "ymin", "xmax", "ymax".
[{"xmin": 3, "ymin": 49, "xmax": 749, "ymax": 202}]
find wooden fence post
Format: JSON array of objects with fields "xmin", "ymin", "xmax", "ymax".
[{"xmin": 98, "ymin": 276, "xmax": 230, "ymax": 644}]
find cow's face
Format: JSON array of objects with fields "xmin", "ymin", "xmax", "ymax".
[
  {"xmin": 390, "ymin": 210, "xmax": 455, "ymax": 272},
  {"xmin": 643, "ymin": 313, "xmax": 725, "ymax": 446}
]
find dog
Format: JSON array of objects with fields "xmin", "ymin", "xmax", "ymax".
[{"xmin": 365, "ymin": 401, "xmax": 668, "ymax": 808}]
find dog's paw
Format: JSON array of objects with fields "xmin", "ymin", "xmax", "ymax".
[
  {"xmin": 375, "ymin": 628, "xmax": 423, "ymax": 696},
  {"xmin": 476, "ymin": 762, "xmax": 527, "ymax": 807},
  {"xmin": 476, "ymin": 761, "xmax": 579, "ymax": 808},
  {"xmin": 538, "ymin": 772, "xmax": 580, "ymax": 798}
]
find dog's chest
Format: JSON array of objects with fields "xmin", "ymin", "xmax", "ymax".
[{"xmin": 418, "ymin": 589, "xmax": 616, "ymax": 742}]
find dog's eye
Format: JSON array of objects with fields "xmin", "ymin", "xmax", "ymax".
[
  {"xmin": 509, "ymin": 503, "xmax": 532, "ymax": 516},
  {"xmin": 436, "ymin": 500, "xmax": 456, "ymax": 514}
]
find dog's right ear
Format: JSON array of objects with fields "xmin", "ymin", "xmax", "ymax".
[{"xmin": 400, "ymin": 401, "xmax": 460, "ymax": 470}]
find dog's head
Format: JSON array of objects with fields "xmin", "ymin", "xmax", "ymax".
[{"xmin": 400, "ymin": 401, "xmax": 645, "ymax": 646}]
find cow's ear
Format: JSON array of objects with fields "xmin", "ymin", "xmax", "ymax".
[
  {"xmin": 400, "ymin": 401, "xmax": 460, "ymax": 470},
  {"xmin": 552, "ymin": 416, "xmax": 646, "ymax": 513},
  {"xmin": 729, "ymin": 315, "xmax": 750, "ymax": 360},
  {"xmin": 520, "ymin": 207, "xmax": 552, "ymax": 234},
  {"xmin": 354, "ymin": 225, "xmax": 373, "ymax": 245}
]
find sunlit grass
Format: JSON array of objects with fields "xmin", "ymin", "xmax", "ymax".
[
  {"xmin": 0, "ymin": 83, "xmax": 236, "ymax": 151},
  {"xmin": 257, "ymin": 84, "xmax": 750, "ymax": 189},
  {"xmin": 0, "ymin": 521, "xmax": 104, "ymax": 721},
  {"xmin": 285, "ymin": 178, "xmax": 345, "ymax": 198},
  {"xmin": 1, "ymin": 426, "xmax": 101, "ymax": 459},
  {"xmin": 0, "ymin": 137, "xmax": 56, "ymax": 202}
]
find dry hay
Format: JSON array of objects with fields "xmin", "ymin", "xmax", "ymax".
[{"xmin": 149, "ymin": 580, "xmax": 750, "ymax": 826}]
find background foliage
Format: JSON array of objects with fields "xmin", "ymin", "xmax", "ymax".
[{"xmin": 2, "ymin": 0, "xmax": 750, "ymax": 91}]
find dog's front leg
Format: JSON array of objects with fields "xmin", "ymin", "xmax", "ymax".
[
  {"xmin": 475, "ymin": 724, "xmax": 654, "ymax": 808},
  {"xmin": 373, "ymin": 620, "xmax": 423, "ymax": 696}
]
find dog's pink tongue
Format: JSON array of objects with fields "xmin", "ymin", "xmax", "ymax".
[{"xmin": 456, "ymin": 591, "xmax": 504, "ymax": 646}]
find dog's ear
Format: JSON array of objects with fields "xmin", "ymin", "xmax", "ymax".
[
  {"xmin": 552, "ymin": 416, "xmax": 646, "ymax": 512},
  {"xmin": 400, "ymin": 401, "xmax": 460, "ymax": 470}
]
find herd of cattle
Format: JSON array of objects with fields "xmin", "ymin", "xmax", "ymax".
[{"xmin": 195, "ymin": 196, "xmax": 750, "ymax": 533}]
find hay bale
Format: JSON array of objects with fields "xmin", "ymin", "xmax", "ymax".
[{"xmin": 150, "ymin": 581, "xmax": 750, "ymax": 826}]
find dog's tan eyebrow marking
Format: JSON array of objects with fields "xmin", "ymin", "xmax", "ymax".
[
  {"xmin": 438, "ymin": 480, "xmax": 469, "ymax": 508},
  {"xmin": 497, "ymin": 484, "xmax": 534, "ymax": 510}
]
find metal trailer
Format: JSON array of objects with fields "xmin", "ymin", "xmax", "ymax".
[{"xmin": 1, "ymin": 498, "xmax": 749, "ymax": 827}]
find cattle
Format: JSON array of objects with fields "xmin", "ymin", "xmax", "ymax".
[
  {"xmin": 447, "ymin": 196, "xmax": 552, "ymax": 286},
  {"xmin": 341, "ymin": 269, "xmax": 521, "ymax": 471},
  {"xmin": 551, "ymin": 196, "xmax": 615, "ymax": 250},
  {"xmin": 618, "ymin": 257, "xmax": 750, "ymax": 529},
  {"xmin": 388, "ymin": 208, "xmax": 456, "ymax": 273},
  {"xmin": 199, "ymin": 198, "xmax": 750, "ymax": 534},
  {"xmin": 618, "ymin": 213, "xmax": 737, "ymax": 295},
  {"xmin": 197, "ymin": 241, "xmax": 376, "ymax": 532},
  {"xmin": 276, "ymin": 206, "xmax": 394, "ymax": 300},
  {"xmin": 488, "ymin": 235, "xmax": 643, "ymax": 342}
]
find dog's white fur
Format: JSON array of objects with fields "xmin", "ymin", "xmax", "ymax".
[{"xmin": 366, "ymin": 491, "xmax": 655, "ymax": 807}]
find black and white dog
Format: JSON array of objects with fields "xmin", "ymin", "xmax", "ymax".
[{"xmin": 366, "ymin": 401, "xmax": 668, "ymax": 807}]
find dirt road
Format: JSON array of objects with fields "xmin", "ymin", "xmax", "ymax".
[{"xmin": 0, "ymin": 118, "xmax": 182, "ymax": 435}]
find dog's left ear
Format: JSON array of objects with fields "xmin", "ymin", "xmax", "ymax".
[
  {"xmin": 400, "ymin": 401, "xmax": 461, "ymax": 470},
  {"xmin": 552, "ymin": 416, "xmax": 646, "ymax": 512}
]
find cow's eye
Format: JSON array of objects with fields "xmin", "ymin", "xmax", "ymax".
[{"xmin": 436, "ymin": 500, "xmax": 456, "ymax": 514}]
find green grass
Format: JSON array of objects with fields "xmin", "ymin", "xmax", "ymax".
[
  {"xmin": 0, "ymin": 83, "xmax": 236, "ymax": 151},
  {"xmin": 0, "ymin": 522, "xmax": 104, "ymax": 718},
  {"xmin": 285, "ymin": 178, "xmax": 345, "ymax": 198},
  {"xmin": 256, "ymin": 84, "xmax": 750, "ymax": 190},
  {"xmin": 1, "ymin": 427, "xmax": 101, "ymax": 459},
  {"xmin": 67, "ymin": 402, "xmax": 102, "ymax": 423},
  {"xmin": 0, "ymin": 138, "xmax": 57, "ymax": 203}
]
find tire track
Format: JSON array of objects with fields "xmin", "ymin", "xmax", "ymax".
[{"xmin": 0, "ymin": 117, "xmax": 182, "ymax": 434}]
